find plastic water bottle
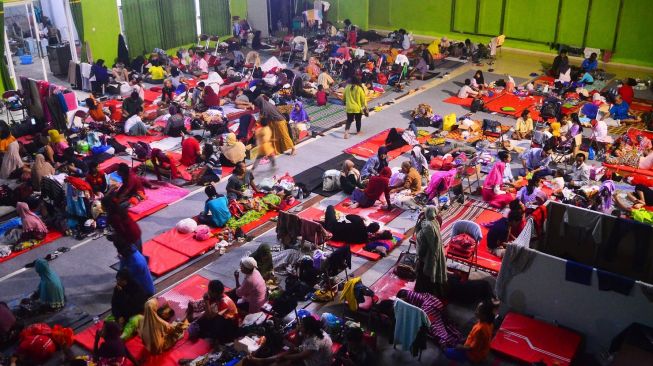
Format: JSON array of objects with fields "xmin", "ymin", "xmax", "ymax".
[{"xmin": 93, "ymin": 316, "xmax": 100, "ymax": 325}]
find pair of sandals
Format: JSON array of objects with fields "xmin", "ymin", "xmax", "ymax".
[{"xmin": 24, "ymin": 247, "xmax": 70, "ymax": 268}]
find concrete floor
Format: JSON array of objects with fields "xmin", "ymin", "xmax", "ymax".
[{"xmin": 1, "ymin": 45, "xmax": 641, "ymax": 365}]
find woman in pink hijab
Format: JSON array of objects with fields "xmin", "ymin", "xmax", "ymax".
[
  {"xmin": 482, "ymin": 151, "xmax": 515, "ymax": 209},
  {"xmin": 17, "ymin": 202, "xmax": 48, "ymax": 241}
]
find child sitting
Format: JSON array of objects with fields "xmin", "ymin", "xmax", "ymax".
[{"xmin": 315, "ymin": 85, "xmax": 328, "ymax": 106}]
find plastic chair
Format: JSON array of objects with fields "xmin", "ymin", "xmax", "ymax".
[
  {"xmin": 197, "ymin": 34, "xmax": 209, "ymax": 50},
  {"xmin": 209, "ymin": 35, "xmax": 221, "ymax": 54}
]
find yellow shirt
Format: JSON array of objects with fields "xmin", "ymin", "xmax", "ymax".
[
  {"xmin": 149, "ymin": 66, "xmax": 165, "ymax": 80},
  {"xmin": 550, "ymin": 121, "xmax": 561, "ymax": 137},
  {"xmin": 343, "ymin": 84, "xmax": 367, "ymax": 114},
  {"xmin": 515, "ymin": 117, "xmax": 533, "ymax": 134}
]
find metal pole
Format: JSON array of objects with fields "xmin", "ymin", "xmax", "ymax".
[
  {"xmin": 62, "ymin": 0, "xmax": 79, "ymax": 63},
  {"xmin": 4, "ymin": 27, "xmax": 18, "ymax": 89},
  {"xmin": 28, "ymin": 0, "xmax": 48, "ymax": 81},
  {"xmin": 194, "ymin": 0, "xmax": 202, "ymax": 36}
]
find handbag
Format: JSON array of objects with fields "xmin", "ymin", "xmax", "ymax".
[
  {"xmin": 394, "ymin": 251, "xmax": 417, "ymax": 279},
  {"xmin": 363, "ymin": 107, "xmax": 369, "ymax": 117}
]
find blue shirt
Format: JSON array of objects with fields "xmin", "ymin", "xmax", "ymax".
[
  {"xmin": 581, "ymin": 58, "xmax": 598, "ymax": 72},
  {"xmin": 521, "ymin": 148, "xmax": 551, "ymax": 170},
  {"xmin": 610, "ymin": 101, "xmax": 630, "ymax": 120},
  {"xmin": 120, "ymin": 248, "xmax": 155, "ymax": 296},
  {"xmin": 579, "ymin": 72, "xmax": 594, "ymax": 84},
  {"xmin": 204, "ymin": 196, "xmax": 231, "ymax": 227}
]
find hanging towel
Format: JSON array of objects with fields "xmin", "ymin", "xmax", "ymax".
[
  {"xmin": 339, "ymin": 277, "xmax": 362, "ymax": 311},
  {"xmin": 394, "ymin": 299, "xmax": 430, "ymax": 351},
  {"xmin": 299, "ymin": 218, "xmax": 331, "ymax": 246},
  {"xmin": 565, "ymin": 260, "xmax": 593, "ymax": 286},
  {"xmin": 597, "ymin": 269, "xmax": 635, "ymax": 296}
]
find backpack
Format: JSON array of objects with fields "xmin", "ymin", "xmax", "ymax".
[
  {"xmin": 540, "ymin": 97, "xmax": 562, "ymax": 120},
  {"xmin": 447, "ymin": 233, "xmax": 477, "ymax": 258},
  {"xmin": 470, "ymin": 98, "xmax": 484, "ymax": 113},
  {"xmin": 394, "ymin": 252, "xmax": 417, "ymax": 279},
  {"xmin": 322, "ymin": 169, "xmax": 341, "ymax": 192}
]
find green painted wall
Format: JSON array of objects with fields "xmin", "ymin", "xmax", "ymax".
[
  {"xmin": 614, "ymin": 0, "xmax": 653, "ymax": 67},
  {"xmin": 230, "ymin": 0, "xmax": 247, "ymax": 19},
  {"xmin": 81, "ymin": 0, "xmax": 120, "ymax": 63},
  {"xmin": 368, "ymin": 0, "xmax": 653, "ymax": 68},
  {"xmin": 336, "ymin": 0, "xmax": 369, "ymax": 30},
  {"xmin": 453, "ymin": 0, "xmax": 476, "ymax": 33},
  {"xmin": 556, "ymin": 0, "xmax": 589, "ymax": 47},
  {"xmin": 503, "ymin": 0, "xmax": 558, "ymax": 43},
  {"xmin": 387, "ymin": 0, "xmax": 452, "ymax": 36}
]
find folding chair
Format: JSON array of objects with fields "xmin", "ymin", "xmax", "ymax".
[
  {"xmin": 445, "ymin": 220, "xmax": 483, "ymax": 279},
  {"xmin": 196, "ymin": 34, "xmax": 209, "ymax": 51},
  {"xmin": 3, "ymin": 90, "xmax": 27, "ymax": 124},
  {"xmin": 209, "ymin": 35, "xmax": 221, "ymax": 54},
  {"xmin": 459, "ymin": 155, "xmax": 481, "ymax": 195}
]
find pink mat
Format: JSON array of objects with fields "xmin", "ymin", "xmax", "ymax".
[
  {"xmin": 158, "ymin": 274, "xmax": 210, "ymax": 318},
  {"xmin": 128, "ymin": 184, "xmax": 190, "ymax": 215},
  {"xmin": 114, "ymin": 134, "xmax": 166, "ymax": 146}
]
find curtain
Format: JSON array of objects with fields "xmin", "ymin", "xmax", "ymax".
[
  {"xmin": 0, "ymin": 5, "xmax": 15, "ymax": 91},
  {"xmin": 200, "ymin": 0, "xmax": 231, "ymax": 37},
  {"xmin": 122, "ymin": 0, "xmax": 163, "ymax": 56},
  {"xmin": 160, "ymin": 0, "xmax": 196, "ymax": 49},
  {"xmin": 69, "ymin": 0, "xmax": 87, "ymax": 62}
]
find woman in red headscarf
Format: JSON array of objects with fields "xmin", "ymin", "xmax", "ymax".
[{"xmin": 350, "ymin": 166, "xmax": 393, "ymax": 210}]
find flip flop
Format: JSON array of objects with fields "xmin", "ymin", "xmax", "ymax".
[{"xmin": 57, "ymin": 247, "xmax": 70, "ymax": 253}]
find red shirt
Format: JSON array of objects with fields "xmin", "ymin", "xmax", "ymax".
[
  {"xmin": 181, "ymin": 137, "xmax": 201, "ymax": 166},
  {"xmin": 618, "ymin": 84, "xmax": 634, "ymax": 105},
  {"xmin": 108, "ymin": 212, "xmax": 141, "ymax": 245},
  {"xmin": 316, "ymin": 91, "xmax": 327, "ymax": 106}
]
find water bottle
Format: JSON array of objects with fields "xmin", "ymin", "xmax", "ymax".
[{"xmin": 93, "ymin": 316, "xmax": 100, "ymax": 325}]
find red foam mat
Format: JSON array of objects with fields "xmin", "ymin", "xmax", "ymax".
[
  {"xmin": 98, "ymin": 156, "xmax": 138, "ymax": 173},
  {"xmin": 143, "ymin": 240, "xmax": 190, "ymax": 276},
  {"xmin": 484, "ymin": 94, "xmax": 540, "ymax": 117},
  {"xmin": 370, "ymin": 270, "xmax": 414, "ymax": 300},
  {"xmin": 491, "ymin": 312, "xmax": 582, "ymax": 366},
  {"xmin": 153, "ymin": 228, "xmax": 221, "ymax": 258},
  {"xmin": 297, "ymin": 206, "xmax": 325, "ymax": 221},
  {"xmin": 472, "ymin": 209, "xmax": 505, "ymax": 274},
  {"xmin": 75, "ymin": 321, "xmax": 211, "ymax": 366},
  {"xmin": 443, "ymin": 96, "xmax": 474, "ymax": 107},
  {"xmin": 344, "ymin": 129, "xmax": 414, "ymax": 160},
  {"xmin": 128, "ymin": 202, "xmax": 168, "ymax": 222},
  {"xmin": 327, "ymin": 232, "xmax": 402, "ymax": 261},
  {"xmin": 0, "ymin": 230, "xmax": 63, "ymax": 264},
  {"xmin": 114, "ymin": 134, "xmax": 166, "ymax": 146},
  {"xmin": 334, "ymin": 198, "xmax": 403, "ymax": 225},
  {"xmin": 158, "ymin": 274, "xmax": 210, "ymax": 318}
]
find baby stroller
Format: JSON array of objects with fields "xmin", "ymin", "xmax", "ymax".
[{"xmin": 287, "ymin": 36, "xmax": 308, "ymax": 63}]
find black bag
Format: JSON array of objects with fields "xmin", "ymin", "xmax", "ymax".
[
  {"xmin": 540, "ymin": 97, "xmax": 562, "ymax": 120},
  {"xmin": 470, "ymin": 98, "xmax": 484, "ymax": 113},
  {"xmin": 271, "ymin": 292, "xmax": 298, "ymax": 316},
  {"xmin": 107, "ymin": 137, "xmax": 127, "ymax": 154},
  {"xmin": 106, "ymin": 83, "xmax": 121, "ymax": 95},
  {"xmin": 394, "ymin": 252, "xmax": 417, "ymax": 280}
]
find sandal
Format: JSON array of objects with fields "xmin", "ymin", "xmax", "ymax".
[{"xmin": 57, "ymin": 247, "xmax": 71, "ymax": 253}]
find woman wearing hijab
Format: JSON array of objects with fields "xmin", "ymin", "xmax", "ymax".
[
  {"xmin": 482, "ymin": 151, "xmax": 515, "ymax": 209},
  {"xmin": 93, "ymin": 321, "xmax": 139, "ymax": 365},
  {"xmin": 360, "ymin": 146, "xmax": 388, "ymax": 179},
  {"xmin": 410, "ymin": 146, "xmax": 429, "ymax": 175},
  {"xmin": 17, "ymin": 202, "xmax": 48, "ymax": 242},
  {"xmin": 250, "ymin": 243, "xmax": 273, "ymax": 280},
  {"xmin": 48, "ymin": 129, "xmax": 69, "ymax": 161},
  {"xmin": 0, "ymin": 141, "xmax": 24, "ymax": 179},
  {"xmin": 351, "ymin": 166, "xmax": 393, "ymax": 210},
  {"xmin": 306, "ymin": 57, "xmax": 321, "ymax": 81},
  {"xmin": 253, "ymin": 96, "xmax": 295, "ymax": 155},
  {"xmin": 425, "ymin": 168, "xmax": 457, "ymax": 203},
  {"xmin": 31, "ymin": 154, "xmax": 55, "ymax": 191},
  {"xmin": 340, "ymin": 160, "xmax": 363, "ymax": 195},
  {"xmin": 220, "ymin": 132, "xmax": 247, "ymax": 167},
  {"xmin": 32, "ymin": 258, "xmax": 65, "ymax": 311},
  {"xmin": 234, "ymin": 257, "xmax": 267, "ymax": 313},
  {"xmin": 415, "ymin": 205, "xmax": 446, "ymax": 297},
  {"xmin": 163, "ymin": 104, "xmax": 187, "ymax": 137},
  {"xmin": 202, "ymin": 86, "xmax": 221, "ymax": 108},
  {"xmin": 139, "ymin": 298, "xmax": 184, "ymax": 354},
  {"xmin": 289, "ymin": 101, "xmax": 310, "ymax": 124}
]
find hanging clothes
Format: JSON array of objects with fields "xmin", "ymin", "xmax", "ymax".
[{"xmin": 393, "ymin": 299, "xmax": 430, "ymax": 351}]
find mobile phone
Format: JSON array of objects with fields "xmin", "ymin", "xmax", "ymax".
[{"xmin": 30, "ymin": 117, "xmax": 36, "ymax": 125}]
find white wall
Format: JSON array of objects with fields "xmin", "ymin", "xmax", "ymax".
[
  {"xmin": 501, "ymin": 249, "xmax": 653, "ymax": 353},
  {"xmin": 247, "ymin": 0, "xmax": 269, "ymax": 37}
]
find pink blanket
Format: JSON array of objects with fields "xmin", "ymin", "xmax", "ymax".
[{"xmin": 129, "ymin": 183, "xmax": 190, "ymax": 214}]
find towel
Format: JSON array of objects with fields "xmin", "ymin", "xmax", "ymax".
[
  {"xmin": 597, "ymin": 269, "xmax": 635, "ymax": 296},
  {"xmin": 565, "ymin": 260, "xmax": 593, "ymax": 286},
  {"xmin": 394, "ymin": 299, "xmax": 430, "ymax": 351},
  {"xmin": 340, "ymin": 277, "xmax": 361, "ymax": 312}
]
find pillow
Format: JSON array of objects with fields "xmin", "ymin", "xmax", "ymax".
[
  {"xmin": 194, "ymin": 225, "xmax": 212, "ymax": 241},
  {"xmin": 176, "ymin": 218, "xmax": 197, "ymax": 234}
]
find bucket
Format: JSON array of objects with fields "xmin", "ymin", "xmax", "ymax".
[{"xmin": 20, "ymin": 55, "xmax": 33, "ymax": 65}]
